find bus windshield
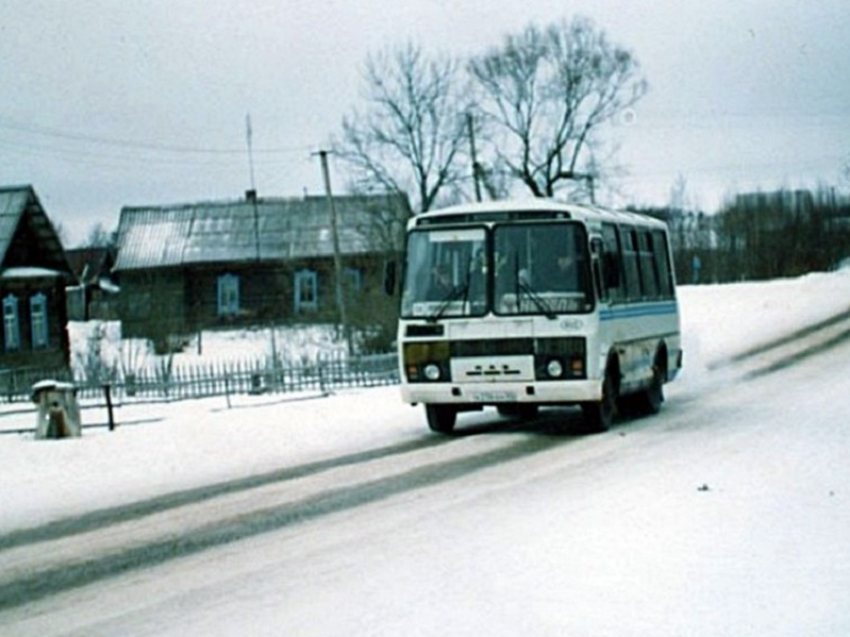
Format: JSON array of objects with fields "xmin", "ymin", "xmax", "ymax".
[
  {"xmin": 493, "ymin": 222, "xmax": 593, "ymax": 316},
  {"xmin": 400, "ymin": 221, "xmax": 593, "ymax": 319},
  {"xmin": 401, "ymin": 226, "xmax": 488, "ymax": 320}
]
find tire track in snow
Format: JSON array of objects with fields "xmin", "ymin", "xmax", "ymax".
[
  {"xmin": 0, "ymin": 436, "xmax": 449, "ymax": 552},
  {"xmin": 0, "ymin": 433, "xmax": 566, "ymax": 611},
  {"xmin": 707, "ymin": 306, "xmax": 850, "ymax": 379}
]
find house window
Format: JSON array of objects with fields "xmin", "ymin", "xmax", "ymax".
[
  {"xmin": 30, "ymin": 293, "xmax": 48, "ymax": 348},
  {"xmin": 344, "ymin": 267, "xmax": 362, "ymax": 295},
  {"xmin": 217, "ymin": 273, "xmax": 240, "ymax": 317},
  {"xmin": 3, "ymin": 295, "xmax": 20, "ymax": 351},
  {"xmin": 294, "ymin": 269, "xmax": 318, "ymax": 312}
]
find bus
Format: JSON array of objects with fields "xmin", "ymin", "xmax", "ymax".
[{"xmin": 395, "ymin": 199, "xmax": 682, "ymax": 434}]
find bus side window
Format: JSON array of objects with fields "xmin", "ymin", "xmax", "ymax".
[
  {"xmin": 601, "ymin": 224, "xmax": 623, "ymax": 302},
  {"xmin": 590, "ymin": 238, "xmax": 607, "ymax": 302},
  {"xmin": 618, "ymin": 226, "xmax": 642, "ymax": 301},
  {"xmin": 652, "ymin": 229, "xmax": 675, "ymax": 298},
  {"xmin": 638, "ymin": 231, "xmax": 660, "ymax": 299}
]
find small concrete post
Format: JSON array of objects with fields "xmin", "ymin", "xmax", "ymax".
[{"xmin": 31, "ymin": 380, "xmax": 82, "ymax": 439}]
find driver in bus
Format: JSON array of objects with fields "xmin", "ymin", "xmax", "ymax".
[{"xmin": 427, "ymin": 264, "xmax": 453, "ymax": 299}]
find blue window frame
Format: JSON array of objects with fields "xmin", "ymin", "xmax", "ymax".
[
  {"xmin": 217, "ymin": 273, "xmax": 240, "ymax": 317},
  {"xmin": 30, "ymin": 293, "xmax": 48, "ymax": 348},
  {"xmin": 344, "ymin": 267, "xmax": 362, "ymax": 295},
  {"xmin": 3, "ymin": 294, "xmax": 20, "ymax": 351},
  {"xmin": 294, "ymin": 269, "xmax": 318, "ymax": 312}
]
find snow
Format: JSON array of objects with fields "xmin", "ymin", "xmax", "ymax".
[
  {"xmin": 0, "ymin": 267, "xmax": 65, "ymax": 280},
  {"xmin": 677, "ymin": 269, "xmax": 850, "ymax": 367},
  {"xmin": 2, "ymin": 268, "xmax": 850, "ymax": 635},
  {"xmin": 66, "ymin": 322, "xmax": 351, "ymax": 380}
]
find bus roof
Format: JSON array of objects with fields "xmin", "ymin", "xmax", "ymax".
[{"xmin": 411, "ymin": 199, "xmax": 667, "ymax": 230}]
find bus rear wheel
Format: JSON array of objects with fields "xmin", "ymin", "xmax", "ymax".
[
  {"xmin": 580, "ymin": 370, "xmax": 617, "ymax": 433},
  {"xmin": 634, "ymin": 361, "xmax": 665, "ymax": 416},
  {"xmin": 425, "ymin": 404, "xmax": 457, "ymax": 434}
]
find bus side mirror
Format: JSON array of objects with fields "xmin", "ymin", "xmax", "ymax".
[
  {"xmin": 383, "ymin": 260, "xmax": 397, "ymax": 296},
  {"xmin": 604, "ymin": 253, "xmax": 621, "ymax": 289}
]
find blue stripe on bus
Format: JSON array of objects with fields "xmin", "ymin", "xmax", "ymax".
[{"xmin": 599, "ymin": 302, "xmax": 679, "ymax": 321}]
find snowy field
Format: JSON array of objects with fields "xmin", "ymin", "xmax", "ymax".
[{"xmin": 2, "ymin": 269, "xmax": 850, "ymax": 636}]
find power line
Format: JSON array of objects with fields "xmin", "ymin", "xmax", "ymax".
[
  {"xmin": 0, "ymin": 116, "xmax": 312, "ymax": 155},
  {"xmin": 0, "ymin": 130, "xmax": 316, "ymax": 174}
]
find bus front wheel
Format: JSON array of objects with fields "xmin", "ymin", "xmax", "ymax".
[
  {"xmin": 580, "ymin": 370, "xmax": 617, "ymax": 433},
  {"xmin": 425, "ymin": 404, "xmax": 457, "ymax": 434}
]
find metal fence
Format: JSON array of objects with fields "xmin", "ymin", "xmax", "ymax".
[
  {"xmin": 0, "ymin": 366, "xmax": 74, "ymax": 403},
  {"xmin": 0, "ymin": 352, "xmax": 399, "ymax": 408}
]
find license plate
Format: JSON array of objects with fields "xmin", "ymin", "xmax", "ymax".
[{"xmin": 472, "ymin": 391, "xmax": 517, "ymax": 402}]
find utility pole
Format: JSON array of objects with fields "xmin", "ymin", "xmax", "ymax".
[
  {"xmin": 246, "ymin": 114, "xmax": 260, "ymax": 260},
  {"xmin": 245, "ymin": 113, "xmax": 256, "ymax": 193},
  {"xmin": 467, "ymin": 113, "xmax": 482, "ymax": 202},
  {"xmin": 316, "ymin": 150, "xmax": 351, "ymax": 355},
  {"xmin": 585, "ymin": 174, "xmax": 596, "ymax": 204}
]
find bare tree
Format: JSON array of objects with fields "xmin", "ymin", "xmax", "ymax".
[
  {"xmin": 84, "ymin": 222, "xmax": 117, "ymax": 249},
  {"xmin": 334, "ymin": 43, "xmax": 472, "ymax": 212},
  {"xmin": 468, "ymin": 17, "xmax": 648, "ymax": 198}
]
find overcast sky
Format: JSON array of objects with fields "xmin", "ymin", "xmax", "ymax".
[{"xmin": 2, "ymin": 0, "xmax": 849, "ymax": 245}]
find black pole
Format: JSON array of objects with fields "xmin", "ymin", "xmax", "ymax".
[
  {"xmin": 104, "ymin": 384, "xmax": 115, "ymax": 431},
  {"xmin": 467, "ymin": 113, "xmax": 482, "ymax": 202}
]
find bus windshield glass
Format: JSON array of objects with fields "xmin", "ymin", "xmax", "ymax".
[
  {"xmin": 401, "ymin": 226, "xmax": 488, "ymax": 320},
  {"xmin": 400, "ymin": 221, "xmax": 594, "ymax": 319},
  {"xmin": 493, "ymin": 222, "xmax": 593, "ymax": 316}
]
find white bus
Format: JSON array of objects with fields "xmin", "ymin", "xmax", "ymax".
[{"xmin": 395, "ymin": 199, "xmax": 682, "ymax": 434}]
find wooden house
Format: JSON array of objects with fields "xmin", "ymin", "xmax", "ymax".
[
  {"xmin": 0, "ymin": 185, "xmax": 73, "ymax": 371},
  {"xmin": 113, "ymin": 192, "xmax": 411, "ymax": 349}
]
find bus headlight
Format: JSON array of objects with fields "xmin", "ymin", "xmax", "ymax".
[
  {"xmin": 546, "ymin": 359, "xmax": 564, "ymax": 378},
  {"xmin": 423, "ymin": 363, "xmax": 442, "ymax": 381},
  {"xmin": 535, "ymin": 337, "xmax": 586, "ymax": 381},
  {"xmin": 403, "ymin": 341, "xmax": 451, "ymax": 382}
]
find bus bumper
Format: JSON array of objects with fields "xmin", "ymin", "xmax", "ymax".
[{"xmin": 401, "ymin": 380, "xmax": 603, "ymax": 406}]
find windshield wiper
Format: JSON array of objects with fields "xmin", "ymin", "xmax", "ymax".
[
  {"xmin": 427, "ymin": 253, "xmax": 476, "ymax": 322},
  {"xmin": 427, "ymin": 282, "xmax": 470, "ymax": 322},
  {"xmin": 518, "ymin": 280, "xmax": 557, "ymax": 319},
  {"xmin": 514, "ymin": 252, "xmax": 556, "ymax": 320}
]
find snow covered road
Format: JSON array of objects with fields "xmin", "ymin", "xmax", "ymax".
[
  {"xmin": 1, "ymin": 273, "xmax": 850, "ymax": 635},
  {"xmin": 2, "ymin": 332, "xmax": 850, "ymax": 634}
]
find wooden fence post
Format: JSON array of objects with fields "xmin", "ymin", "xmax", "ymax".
[{"xmin": 104, "ymin": 384, "xmax": 116, "ymax": 431}]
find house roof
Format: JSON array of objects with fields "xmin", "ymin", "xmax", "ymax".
[
  {"xmin": 114, "ymin": 193, "xmax": 411, "ymax": 271},
  {"xmin": 0, "ymin": 189, "xmax": 28, "ymax": 254},
  {"xmin": 0, "ymin": 185, "xmax": 73, "ymax": 278}
]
